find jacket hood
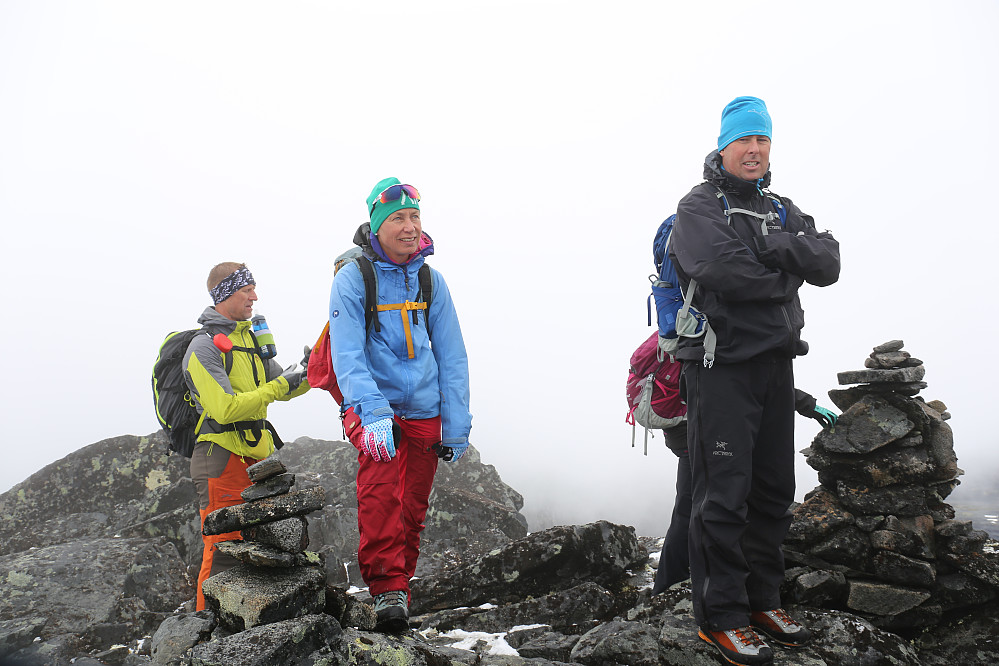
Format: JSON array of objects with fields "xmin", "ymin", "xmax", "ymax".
[
  {"xmin": 703, "ymin": 149, "xmax": 772, "ymax": 193},
  {"xmin": 353, "ymin": 222, "xmax": 435, "ymax": 265},
  {"xmin": 196, "ymin": 306, "xmax": 242, "ymax": 333}
]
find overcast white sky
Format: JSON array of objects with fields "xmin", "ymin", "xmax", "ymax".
[{"xmin": 2, "ymin": 1, "xmax": 997, "ymax": 536}]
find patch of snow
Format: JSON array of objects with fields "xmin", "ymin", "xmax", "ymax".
[
  {"xmin": 510, "ymin": 623, "xmax": 548, "ymax": 632},
  {"xmin": 438, "ymin": 629, "xmax": 519, "ymax": 656}
]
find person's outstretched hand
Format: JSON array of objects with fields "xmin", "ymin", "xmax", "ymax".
[{"xmin": 810, "ymin": 405, "xmax": 837, "ymax": 429}]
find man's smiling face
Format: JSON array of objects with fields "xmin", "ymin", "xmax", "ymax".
[{"xmin": 720, "ymin": 135, "xmax": 771, "ymax": 181}]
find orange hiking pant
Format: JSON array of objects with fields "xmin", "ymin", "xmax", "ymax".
[{"xmin": 191, "ymin": 443, "xmax": 252, "ymax": 610}]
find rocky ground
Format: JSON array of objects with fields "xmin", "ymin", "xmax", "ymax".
[{"xmin": 2, "ymin": 341, "xmax": 998, "ymax": 665}]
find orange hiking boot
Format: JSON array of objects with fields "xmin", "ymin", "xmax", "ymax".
[
  {"xmin": 698, "ymin": 626, "xmax": 774, "ymax": 665},
  {"xmin": 750, "ymin": 608, "xmax": 812, "ymax": 646}
]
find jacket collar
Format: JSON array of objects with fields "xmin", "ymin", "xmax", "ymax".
[{"xmin": 703, "ymin": 149, "xmax": 772, "ymax": 194}]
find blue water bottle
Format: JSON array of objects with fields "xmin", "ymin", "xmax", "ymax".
[{"xmin": 251, "ymin": 314, "xmax": 277, "ymax": 359}]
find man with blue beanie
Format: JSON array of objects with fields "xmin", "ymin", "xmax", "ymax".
[
  {"xmin": 328, "ymin": 178, "xmax": 472, "ymax": 633},
  {"xmin": 668, "ymin": 98, "xmax": 840, "ymax": 664}
]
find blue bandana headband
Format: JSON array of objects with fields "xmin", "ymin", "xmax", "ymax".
[{"xmin": 210, "ymin": 267, "xmax": 255, "ymax": 305}]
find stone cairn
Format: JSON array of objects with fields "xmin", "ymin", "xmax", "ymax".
[
  {"xmin": 783, "ymin": 340, "xmax": 999, "ymax": 632},
  {"xmin": 200, "ymin": 456, "xmax": 372, "ymax": 632}
]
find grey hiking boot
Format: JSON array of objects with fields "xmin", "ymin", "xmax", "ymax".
[
  {"xmin": 698, "ymin": 626, "xmax": 773, "ymax": 665},
  {"xmin": 373, "ymin": 590, "xmax": 409, "ymax": 633},
  {"xmin": 750, "ymin": 608, "xmax": 811, "ymax": 646}
]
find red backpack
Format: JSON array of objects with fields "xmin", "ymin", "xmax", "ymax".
[{"xmin": 625, "ymin": 331, "xmax": 686, "ymax": 454}]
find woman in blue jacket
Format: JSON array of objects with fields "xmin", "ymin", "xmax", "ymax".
[{"xmin": 329, "ymin": 178, "xmax": 472, "ymax": 633}]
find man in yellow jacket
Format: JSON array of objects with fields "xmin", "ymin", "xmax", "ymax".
[{"xmin": 183, "ymin": 261, "xmax": 310, "ymax": 610}]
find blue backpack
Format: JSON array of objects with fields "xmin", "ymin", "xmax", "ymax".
[{"xmin": 649, "ymin": 191, "xmax": 787, "ymax": 364}]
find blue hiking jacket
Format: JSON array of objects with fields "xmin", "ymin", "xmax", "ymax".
[{"xmin": 328, "ymin": 227, "xmax": 472, "ymax": 446}]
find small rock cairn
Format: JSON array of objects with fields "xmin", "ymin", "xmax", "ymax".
[
  {"xmin": 784, "ymin": 340, "xmax": 999, "ymax": 631},
  {"xmin": 200, "ymin": 457, "xmax": 331, "ymax": 632}
]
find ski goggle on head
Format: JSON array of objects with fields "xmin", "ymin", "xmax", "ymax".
[{"xmin": 369, "ymin": 183, "xmax": 421, "ymax": 215}]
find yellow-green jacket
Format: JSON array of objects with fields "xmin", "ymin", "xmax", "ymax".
[{"xmin": 182, "ymin": 307, "xmax": 309, "ymax": 460}]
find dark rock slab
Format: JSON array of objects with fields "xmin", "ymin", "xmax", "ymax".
[
  {"xmin": 339, "ymin": 627, "xmax": 476, "ymax": 666},
  {"xmin": 463, "ymin": 582, "xmax": 617, "ymax": 634},
  {"xmin": 214, "ymin": 540, "xmax": 318, "ymax": 568},
  {"xmin": 846, "ymin": 580, "xmax": 931, "ymax": 615},
  {"xmin": 149, "ymin": 610, "xmax": 215, "ymax": 665},
  {"xmin": 246, "ymin": 456, "xmax": 287, "ymax": 483},
  {"xmin": 0, "ymin": 633, "xmax": 87, "ymax": 666},
  {"xmin": 504, "ymin": 624, "xmax": 553, "ymax": 649},
  {"xmin": 570, "ymin": 620, "xmax": 660, "ymax": 665},
  {"xmin": 836, "ymin": 480, "xmax": 934, "ymax": 517},
  {"xmin": 811, "ymin": 525, "xmax": 873, "ymax": 569},
  {"xmin": 943, "ymin": 543, "xmax": 999, "ymax": 588},
  {"xmin": 241, "ymin": 516, "xmax": 309, "ymax": 553},
  {"xmin": 0, "ymin": 537, "xmax": 189, "ymax": 640},
  {"xmin": 914, "ymin": 600, "xmax": 999, "ymax": 665},
  {"xmin": 868, "ymin": 603, "xmax": 943, "ymax": 631},
  {"xmin": 188, "ymin": 613, "xmax": 346, "ymax": 666},
  {"xmin": 869, "ymin": 515, "xmax": 936, "ymax": 560},
  {"xmin": 931, "ymin": 573, "xmax": 997, "ymax": 612},
  {"xmin": 838, "ymin": 365, "xmax": 926, "ymax": 385},
  {"xmin": 241, "ymin": 473, "xmax": 295, "ymax": 501},
  {"xmin": 810, "ymin": 445, "xmax": 940, "ymax": 489},
  {"xmin": 410, "ymin": 521, "xmax": 646, "ymax": 614},
  {"xmin": 811, "ymin": 395, "xmax": 914, "ymax": 455},
  {"xmin": 0, "ymin": 616, "xmax": 48, "ymax": 661},
  {"xmin": 516, "ymin": 631, "xmax": 578, "ymax": 662},
  {"xmin": 785, "ymin": 488, "xmax": 855, "ymax": 548},
  {"xmin": 324, "ymin": 585, "xmax": 377, "ymax": 631},
  {"xmin": 873, "ymin": 340, "xmax": 905, "ymax": 353},
  {"xmin": 202, "ymin": 486, "xmax": 326, "ymax": 536},
  {"xmin": 785, "ymin": 568, "xmax": 848, "ymax": 606},
  {"xmin": 867, "ymin": 351, "xmax": 911, "ymax": 368},
  {"xmin": 425, "ymin": 485, "xmax": 529, "ymax": 542},
  {"xmin": 0, "ymin": 433, "xmax": 194, "ymax": 559},
  {"xmin": 201, "ymin": 564, "xmax": 326, "ymax": 632},
  {"xmin": 872, "ymin": 549, "xmax": 937, "ymax": 587}
]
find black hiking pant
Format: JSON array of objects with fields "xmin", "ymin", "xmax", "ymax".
[
  {"xmin": 652, "ymin": 422, "xmax": 691, "ymax": 594},
  {"xmin": 683, "ymin": 354, "xmax": 795, "ymax": 631}
]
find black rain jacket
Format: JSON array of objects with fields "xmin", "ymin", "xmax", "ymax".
[{"xmin": 669, "ymin": 151, "xmax": 840, "ymax": 364}]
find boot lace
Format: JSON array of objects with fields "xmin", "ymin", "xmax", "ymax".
[
  {"xmin": 374, "ymin": 590, "xmax": 407, "ymax": 611},
  {"xmin": 769, "ymin": 608, "xmax": 802, "ymax": 629},
  {"xmin": 733, "ymin": 627, "xmax": 767, "ymax": 647}
]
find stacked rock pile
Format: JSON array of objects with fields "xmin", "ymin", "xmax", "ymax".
[
  {"xmin": 200, "ymin": 456, "xmax": 332, "ymax": 632},
  {"xmin": 784, "ymin": 340, "xmax": 999, "ymax": 631}
]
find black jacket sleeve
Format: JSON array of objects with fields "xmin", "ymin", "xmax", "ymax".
[
  {"xmin": 753, "ymin": 197, "xmax": 840, "ymax": 287},
  {"xmin": 672, "ymin": 186, "xmax": 804, "ymax": 303}
]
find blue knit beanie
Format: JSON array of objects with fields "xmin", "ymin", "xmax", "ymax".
[{"xmin": 717, "ymin": 96, "xmax": 772, "ymax": 151}]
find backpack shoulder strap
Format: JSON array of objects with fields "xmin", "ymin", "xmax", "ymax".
[
  {"xmin": 766, "ymin": 192, "xmax": 787, "ymax": 226},
  {"xmin": 714, "ymin": 186, "xmax": 781, "ymax": 236},
  {"xmin": 356, "ymin": 256, "xmax": 379, "ymax": 333},
  {"xmin": 417, "ymin": 263, "xmax": 433, "ymax": 336},
  {"xmin": 418, "ymin": 263, "xmax": 433, "ymax": 310}
]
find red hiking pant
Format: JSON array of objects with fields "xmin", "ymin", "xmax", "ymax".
[{"xmin": 345, "ymin": 411, "xmax": 441, "ymax": 598}]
